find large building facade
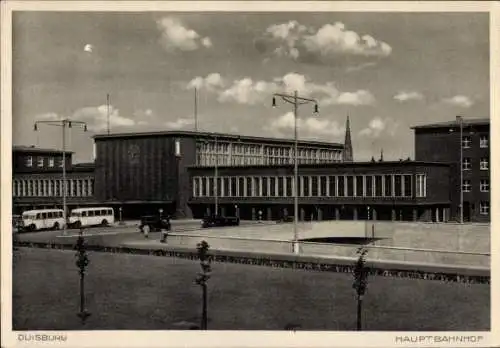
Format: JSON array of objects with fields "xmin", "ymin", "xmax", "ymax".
[
  {"xmin": 412, "ymin": 117, "xmax": 490, "ymax": 222},
  {"xmin": 92, "ymin": 131, "xmax": 345, "ymax": 218},
  {"xmin": 12, "ymin": 146, "xmax": 95, "ymax": 214},
  {"xmin": 12, "ymin": 116, "xmax": 490, "ymax": 223}
]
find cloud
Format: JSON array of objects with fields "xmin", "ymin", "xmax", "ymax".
[
  {"xmin": 156, "ymin": 17, "xmax": 212, "ymax": 51},
  {"xmin": 258, "ymin": 20, "xmax": 391, "ymax": 63},
  {"xmin": 206, "ymin": 72, "xmax": 375, "ymax": 106},
  {"xmin": 393, "ymin": 91, "xmax": 424, "ymax": 102},
  {"xmin": 72, "ymin": 105, "xmax": 136, "ymax": 131},
  {"xmin": 345, "ymin": 61, "xmax": 377, "ymax": 73},
  {"xmin": 165, "ymin": 117, "xmax": 194, "ymax": 130},
  {"xmin": 83, "ymin": 44, "xmax": 93, "ymax": 53},
  {"xmin": 442, "ymin": 95, "xmax": 474, "ymax": 108},
  {"xmin": 359, "ymin": 117, "xmax": 398, "ymax": 138},
  {"xmin": 218, "ymin": 78, "xmax": 278, "ymax": 105},
  {"xmin": 265, "ymin": 111, "xmax": 345, "ymax": 139},
  {"xmin": 186, "ymin": 73, "xmax": 224, "ymax": 91},
  {"xmin": 35, "ymin": 112, "xmax": 61, "ymax": 121}
]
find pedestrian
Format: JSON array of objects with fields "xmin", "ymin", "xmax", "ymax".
[{"xmin": 160, "ymin": 215, "xmax": 171, "ymax": 243}]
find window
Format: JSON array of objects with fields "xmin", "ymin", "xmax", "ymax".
[
  {"xmin": 416, "ymin": 174, "xmax": 427, "ymax": 198},
  {"xmin": 25, "ymin": 156, "xmax": 33, "ymax": 167},
  {"xmin": 480, "ymin": 179, "xmax": 489, "ymax": 192},
  {"xmin": 47, "ymin": 157, "xmax": 54, "ymax": 167},
  {"xmin": 365, "ymin": 176, "xmax": 373, "ymax": 197},
  {"xmin": 355, "ymin": 176, "xmax": 363, "ymax": 197},
  {"xmin": 238, "ymin": 177, "xmax": 245, "ymax": 197},
  {"xmin": 394, "ymin": 175, "xmax": 402, "ymax": 197},
  {"xmin": 230, "ymin": 177, "xmax": 237, "ymax": 197},
  {"xmin": 37, "ymin": 157, "xmax": 44, "ymax": 167},
  {"xmin": 403, "ymin": 175, "xmax": 412, "ymax": 197},
  {"xmin": 480, "ymin": 135, "xmax": 489, "ymax": 148},
  {"xmin": 480, "ymin": 158, "xmax": 489, "ymax": 170},
  {"xmin": 462, "ymin": 136, "xmax": 471, "ymax": 148},
  {"xmin": 463, "ymin": 180, "xmax": 471, "ymax": 193},
  {"xmin": 328, "ymin": 176, "xmax": 336, "ymax": 197},
  {"xmin": 277, "ymin": 177, "xmax": 284, "ymax": 197},
  {"xmin": 319, "ymin": 176, "xmax": 327, "ymax": 196},
  {"xmin": 462, "ymin": 158, "xmax": 471, "ymax": 171},
  {"xmin": 261, "ymin": 177, "xmax": 268, "ymax": 196},
  {"xmin": 303, "ymin": 176, "xmax": 310, "ymax": 197},
  {"xmin": 346, "ymin": 176, "xmax": 354, "ymax": 197},
  {"xmin": 58, "ymin": 157, "xmax": 64, "ymax": 168},
  {"xmin": 337, "ymin": 176, "xmax": 345, "ymax": 197},
  {"xmin": 480, "ymin": 201, "xmax": 489, "ymax": 215},
  {"xmin": 311, "ymin": 176, "xmax": 318, "ymax": 196},
  {"xmin": 374, "ymin": 175, "xmax": 383, "ymax": 197},
  {"xmin": 285, "ymin": 177, "xmax": 292, "ymax": 197},
  {"xmin": 384, "ymin": 175, "xmax": 392, "ymax": 197}
]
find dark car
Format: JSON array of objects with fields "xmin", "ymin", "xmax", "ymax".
[
  {"xmin": 139, "ymin": 215, "xmax": 171, "ymax": 235},
  {"xmin": 276, "ymin": 216, "xmax": 294, "ymax": 224},
  {"xmin": 201, "ymin": 215, "xmax": 240, "ymax": 228}
]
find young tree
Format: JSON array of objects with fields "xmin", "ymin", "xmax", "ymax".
[
  {"xmin": 352, "ymin": 248, "xmax": 369, "ymax": 330},
  {"xmin": 195, "ymin": 240, "xmax": 211, "ymax": 330}
]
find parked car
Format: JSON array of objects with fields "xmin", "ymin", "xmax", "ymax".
[
  {"xmin": 201, "ymin": 215, "xmax": 240, "ymax": 228},
  {"xmin": 276, "ymin": 216, "xmax": 294, "ymax": 224},
  {"xmin": 139, "ymin": 215, "xmax": 171, "ymax": 236}
]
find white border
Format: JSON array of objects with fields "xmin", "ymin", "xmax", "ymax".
[{"xmin": 1, "ymin": 1, "xmax": 498, "ymax": 348}]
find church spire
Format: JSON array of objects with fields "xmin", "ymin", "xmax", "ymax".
[{"xmin": 343, "ymin": 114, "xmax": 353, "ymax": 162}]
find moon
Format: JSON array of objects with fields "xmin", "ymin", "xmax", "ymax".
[{"xmin": 84, "ymin": 44, "xmax": 93, "ymax": 53}]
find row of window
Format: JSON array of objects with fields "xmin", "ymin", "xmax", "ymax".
[
  {"xmin": 195, "ymin": 141, "xmax": 342, "ymax": 166},
  {"xmin": 463, "ymin": 179, "xmax": 490, "ymax": 192},
  {"xmin": 192, "ymin": 174, "xmax": 427, "ymax": 199},
  {"xmin": 462, "ymin": 135, "xmax": 489, "ymax": 149},
  {"xmin": 25, "ymin": 156, "xmax": 64, "ymax": 168},
  {"xmin": 12, "ymin": 178, "xmax": 94, "ymax": 197},
  {"xmin": 462, "ymin": 158, "xmax": 489, "ymax": 171}
]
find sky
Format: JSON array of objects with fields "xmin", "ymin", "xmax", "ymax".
[{"xmin": 12, "ymin": 11, "xmax": 489, "ymax": 163}]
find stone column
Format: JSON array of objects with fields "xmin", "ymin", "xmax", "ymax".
[
  {"xmin": 412, "ymin": 208, "xmax": 417, "ymax": 222},
  {"xmin": 300, "ymin": 208, "xmax": 305, "ymax": 221},
  {"xmin": 335, "ymin": 207, "xmax": 340, "ymax": 220},
  {"xmin": 372, "ymin": 208, "xmax": 377, "ymax": 221},
  {"xmin": 206, "ymin": 207, "xmax": 211, "ymax": 216},
  {"xmin": 251, "ymin": 207, "xmax": 256, "ymax": 220},
  {"xmin": 353, "ymin": 207, "xmax": 358, "ymax": 220},
  {"xmin": 391, "ymin": 208, "xmax": 396, "ymax": 221},
  {"xmin": 267, "ymin": 207, "xmax": 272, "ymax": 221},
  {"xmin": 221, "ymin": 206, "xmax": 226, "ymax": 217},
  {"xmin": 317, "ymin": 207, "xmax": 323, "ymax": 221}
]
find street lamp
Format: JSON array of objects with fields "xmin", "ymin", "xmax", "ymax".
[
  {"xmin": 272, "ymin": 91, "xmax": 319, "ymax": 254},
  {"xmin": 34, "ymin": 119, "xmax": 88, "ymax": 235}
]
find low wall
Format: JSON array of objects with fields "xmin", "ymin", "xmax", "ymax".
[
  {"xmin": 370, "ymin": 222, "xmax": 490, "ymax": 253},
  {"xmin": 165, "ymin": 233, "xmax": 490, "ymax": 268},
  {"xmin": 296, "ymin": 220, "xmax": 369, "ymax": 239}
]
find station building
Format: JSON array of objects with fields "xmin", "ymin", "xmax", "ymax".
[{"xmin": 12, "ymin": 116, "xmax": 490, "ymax": 223}]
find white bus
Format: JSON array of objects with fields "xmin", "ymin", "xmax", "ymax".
[
  {"xmin": 69, "ymin": 207, "xmax": 115, "ymax": 228},
  {"xmin": 20, "ymin": 209, "xmax": 65, "ymax": 232}
]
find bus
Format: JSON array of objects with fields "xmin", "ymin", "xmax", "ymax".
[
  {"xmin": 20, "ymin": 209, "xmax": 65, "ymax": 232},
  {"xmin": 69, "ymin": 207, "xmax": 115, "ymax": 228}
]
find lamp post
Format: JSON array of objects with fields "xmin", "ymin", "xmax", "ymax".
[
  {"xmin": 272, "ymin": 91, "xmax": 319, "ymax": 254},
  {"xmin": 34, "ymin": 119, "xmax": 88, "ymax": 235}
]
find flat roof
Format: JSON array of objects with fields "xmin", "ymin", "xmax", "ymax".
[
  {"xmin": 187, "ymin": 160, "xmax": 450, "ymax": 170},
  {"xmin": 12, "ymin": 145, "xmax": 74, "ymax": 154},
  {"xmin": 411, "ymin": 118, "xmax": 490, "ymax": 130},
  {"xmin": 93, "ymin": 130, "xmax": 344, "ymax": 148}
]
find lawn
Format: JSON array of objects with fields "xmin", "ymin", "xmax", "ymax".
[{"xmin": 12, "ymin": 247, "xmax": 489, "ymax": 331}]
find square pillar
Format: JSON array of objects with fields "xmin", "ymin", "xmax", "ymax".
[
  {"xmin": 206, "ymin": 207, "xmax": 211, "ymax": 216},
  {"xmin": 412, "ymin": 208, "xmax": 417, "ymax": 222},
  {"xmin": 353, "ymin": 207, "xmax": 358, "ymax": 220},
  {"xmin": 317, "ymin": 207, "xmax": 323, "ymax": 221},
  {"xmin": 267, "ymin": 207, "xmax": 272, "ymax": 221},
  {"xmin": 391, "ymin": 208, "xmax": 396, "ymax": 221},
  {"xmin": 300, "ymin": 208, "xmax": 305, "ymax": 221},
  {"xmin": 251, "ymin": 207, "xmax": 256, "ymax": 220},
  {"xmin": 221, "ymin": 206, "xmax": 226, "ymax": 217},
  {"xmin": 372, "ymin": 208, "xmax": 377, "ymax": 221},
  {"xmin": 335, "ymin": 207, "xmax": 340, "ymax": 220}
]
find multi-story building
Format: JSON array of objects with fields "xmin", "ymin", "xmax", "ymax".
[
  {"xmin": 92, "ymin": 130, "xmax": 345, "ymax": 219},
  {"xmin": 412, "ymin": 117, "xmax": 490, "ymax": 222},
  {"xmin": 188, "ymin": 160, "xmax": 450, "ymax": 222},
  {"xmin": 12, "ymin": 146, "xmax": 95, "ymax": 214}
]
